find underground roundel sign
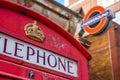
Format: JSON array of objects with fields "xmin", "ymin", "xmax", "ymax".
[{"xmin": 81, "ymin": 6, "xmax": 115, "ymax": 35}]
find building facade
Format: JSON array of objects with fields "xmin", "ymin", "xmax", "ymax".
[{"xmin": 68, "ymin": 0, "xmax": 120, "ymax": 80}]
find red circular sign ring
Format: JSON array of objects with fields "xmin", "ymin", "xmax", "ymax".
[{"xmin": 83, "ymin": 6, "xmax": 107, "ymax": 34}]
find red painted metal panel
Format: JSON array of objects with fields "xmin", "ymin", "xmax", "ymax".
[
  {"xmin": 0, "ymin": 0, "xmax": 91, "ymax": 80},
  {"xmin": 0, "ymin": 59, "xmax": 69, "ymax": 80}
]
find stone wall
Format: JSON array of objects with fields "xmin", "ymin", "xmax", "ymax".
[{"xmin": 10, "ymin": 0, "xmax": 91, "ymax": 47}]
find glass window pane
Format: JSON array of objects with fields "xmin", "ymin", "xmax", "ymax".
[
  {"xmin": 113, "ymin": 11, "xmax": 120, "ymax": 25},
  {"xmin": 54, "ymin": 0, "xmax": 65, "ymax": 5},
  {"xmin": 97, "ymin": 0, "xmax": 119, "ymax": 8}
]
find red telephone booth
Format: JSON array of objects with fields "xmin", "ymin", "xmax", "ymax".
[{"xmin": 0, "ymin": 1, "xmax": 91, "ymax": 80}]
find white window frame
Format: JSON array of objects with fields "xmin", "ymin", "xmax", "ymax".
[{"xmin": 97, "ymin": 0, "xmax": 120, "ymax": 8}]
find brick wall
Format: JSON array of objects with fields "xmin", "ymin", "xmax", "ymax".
[
  {"xmin": 86, "ymin": 31, "xmax": 113, "ymax": 80},
  {"xmin": 107, "ymin": 1, "xmax": 120, "ymax": 12}
]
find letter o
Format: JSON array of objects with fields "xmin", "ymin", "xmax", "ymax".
[{"xmin": 48, "ymin": 54, "xmax": 57, "ymax": 68}]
